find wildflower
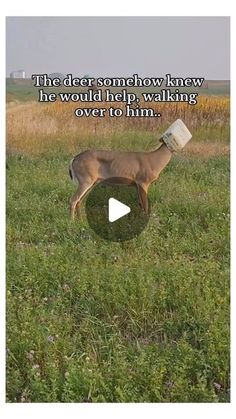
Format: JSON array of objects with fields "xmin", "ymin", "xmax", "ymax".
[
  {"xmin": 166, "ymin": 380, "xmax": 174, "ymax": 388},
  {"xmin": 213, "ymin": 382, "xmax": 222, "ymax": 391},
  {"xmin": 26, "ymin": 350, "xmax": 34, "ymax": 361}
]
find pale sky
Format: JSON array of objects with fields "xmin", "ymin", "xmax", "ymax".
[{"xmin": 6, "ymin": 17, "xmax": 230, "ymax": 79}]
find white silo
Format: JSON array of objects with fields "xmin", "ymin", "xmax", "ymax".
[
  {"xmin": 10, "ymin": 69, "xmax": 26, "ymax": 78},
  {"xmin": 18, "ymin": 70, "xmax": 26, "ymax": 78}
]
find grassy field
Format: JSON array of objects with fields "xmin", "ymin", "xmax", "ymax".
[{"xmin": 6, "ymin": 95, "xmax": 230, "ymax": 402}]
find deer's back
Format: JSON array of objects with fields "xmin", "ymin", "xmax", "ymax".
[{"xmin": 72, "ymin": 149, "xmax": 154, "ymax": 182}]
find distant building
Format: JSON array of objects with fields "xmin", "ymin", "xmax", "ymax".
[{"xmin": 10, "ymin": 69, "xmax": 26, "ymax": 79}]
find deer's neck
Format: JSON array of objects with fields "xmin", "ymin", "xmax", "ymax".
[{"xmin": 149, "ymin": 143, "xmax": 173, "ymax": 174}]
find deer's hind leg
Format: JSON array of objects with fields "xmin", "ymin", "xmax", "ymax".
[
  {"xmin": 136, "ymin": 183, "xmax": 150, "ymax": 215},
  {"xmin": 70, "ymin": 181, "xmax": 95, "ymax": 220}
]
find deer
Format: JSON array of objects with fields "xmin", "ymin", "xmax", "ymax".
[
  {"xmin": 68, "ymin": 120, "xmax": 192, "ymax": 220},
  {"xmin": 69, "ymin": 142, "xmax": 173, "ymax": 220}
]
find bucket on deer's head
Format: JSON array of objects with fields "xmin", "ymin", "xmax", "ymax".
[{"xmin": 160, "ymin": 119, "xmax": 192, "ymax": 152}]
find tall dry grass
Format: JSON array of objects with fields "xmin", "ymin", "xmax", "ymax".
[{"xmin": 6, "ymin": 96, "xmax": 230, "ymax": 156}]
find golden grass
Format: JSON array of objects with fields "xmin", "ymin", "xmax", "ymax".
[
  {"xmin": 184, "ymin": 142, "xmax": 230, "ymax": 157},
  {"xmin": 6, "ymin": 96, "xmax": 230, "ymax": 156}
]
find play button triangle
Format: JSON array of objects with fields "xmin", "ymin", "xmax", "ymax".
[{"xmin": 108, "ymin": 197, "xmax": 131, "ymax": 223}]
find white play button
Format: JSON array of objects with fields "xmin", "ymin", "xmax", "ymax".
[{"xmin": 108, "ymin": 197, "xmax": 131, "ymax": 223}]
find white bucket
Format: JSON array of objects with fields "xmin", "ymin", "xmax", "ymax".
[{"xmin": 160, "ymin": 119, "xmax": 192, "ymax": 152}]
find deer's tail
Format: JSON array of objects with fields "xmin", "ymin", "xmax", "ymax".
[{"xmin": 69, "ymin": 158, "xmax": 78, "ymax": 183}]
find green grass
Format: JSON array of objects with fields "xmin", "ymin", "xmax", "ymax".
[{"xmin": 6, "ymin": 149, "xmax": 230, "ymax": 402}]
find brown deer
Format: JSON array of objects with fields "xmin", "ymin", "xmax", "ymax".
[
  {"xmin": 69, "ymin": 142, "xmax": 173, "ymax": 220},
  {"xmin": 69, "ymin": 120, "xmax": 192, "ymax": 220}
]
